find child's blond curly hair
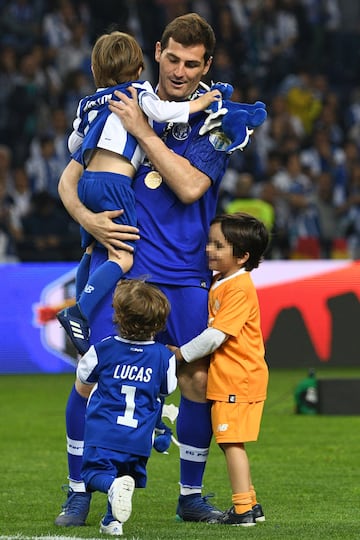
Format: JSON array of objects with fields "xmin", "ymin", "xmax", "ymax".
[{"xmin": 113, "ymin": 279, "xmax": 170, "ymax": 341}]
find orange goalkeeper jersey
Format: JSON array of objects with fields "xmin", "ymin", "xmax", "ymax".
[{"xmin": 206, "ymin": 269, "xmax": 268, "ymax": 403}]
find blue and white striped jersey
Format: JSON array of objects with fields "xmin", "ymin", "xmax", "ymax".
[
  {"xmin": 77, "ymin": 335, "xmax": 177, "ymax": 457},
  {"xmin": 68, "ymin": 80, "xmax": 191, "ymax": 169}
]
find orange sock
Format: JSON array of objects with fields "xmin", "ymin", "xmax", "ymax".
[
  {"xmin": 232, "ymin": 492, "xmax": 252, "ymax": 515},
  {"xmin": 250, "ymin": 484, "xmax": 257, "ymax": 507}
]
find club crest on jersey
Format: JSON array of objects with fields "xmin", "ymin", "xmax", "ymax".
[
  {"xmin": 172, "ymin": 123, "xmax": 190, "ymax": 140},
  {"xmin": 209, "ymin": 130, "xmax": 231, "ymax": 152}
]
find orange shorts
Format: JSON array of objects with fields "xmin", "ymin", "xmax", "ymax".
[{"xmin": 211, "ymin": 400, "xmax": 265, "ymax": 444}]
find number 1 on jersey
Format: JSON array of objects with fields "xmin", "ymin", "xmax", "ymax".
[{"xmin": 117, "ymin": 384, "xmax": 138, "ymax": 428}]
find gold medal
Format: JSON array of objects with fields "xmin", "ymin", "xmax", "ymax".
[{"xmin": 144, "ymin": 170, "xmax": 162, "ymax": 189}]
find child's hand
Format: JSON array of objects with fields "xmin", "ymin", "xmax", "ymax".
[
  {"xmin": 166, "ymin": 344, "xmax": 183, "ymax": 362},
  {"xmin": 197, "ymin": 90, "xmax": 222, "ymax": 110}
]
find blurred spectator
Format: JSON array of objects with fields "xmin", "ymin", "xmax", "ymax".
[
  {"xmin": 338, "ymin": 163, "xmax": 360, "ymax": 260},
  {"xmin": 48, "ymin": 107, "xmax": 71, "ymax": 170},
  {"xmin": 28, "ymin": 107, "xmax": 71, "ymax": 178},
  {"xmin": 7, "ymin": 166, "xmax": 32, "ymax": 242},
  {"xmin": 7, "ymin": 48, "xmax": 49, "ymax": 164},
  {"xmin": 253, "ymin": 0, "xmax": 299, "ymax": 92},
  {"xmin": 255, "ymin": 92, "xmax": 305, "ymax": 166},
  {"xmin": 0, "ymin": 145, "xmax": 13, "ymax": 191},
  {"xmin": 0, "ymin": 45, "xmax": 17, "ymax": 146},
  {"xmin": 330, "ymin": 0, "xmax": 358, "ymax": 84},
  {"xmin": 345, "ymin": 87, "xmax": 360, "ymax": 143},
  {"xmin": 42, "ymin": 0, "xmax": 78, "ymax": 61},
  {"xmin": 282, "ymin": 69, "xmax": 323, "ymax": 135},
  {"xmin": 62, "ymin": 68, "xmax": 94, "ymax": 127},
  {"xmin": 31, "ymin": 42, "xmax": 64, "ymax": 109},
  {"xmin": 225, "ymin": 172, "xmax": 275, "ymax": 233},
  {"xmin": 25, "ymin": 134, "xmax": 65, "ymax": 200},
  {"xmin": 1, "ymin": 0, "xmax": 43, "ymax": 54},
  {"xmin": 300, "ymin": 0, "xmax": 341, "ymax": 78},
  {"xmin": 55, "ymin": 20, "xmax": 92, "ymax": 80},
  {"xmin": 16, "ymin": 190, "xmax": 81, "ymax": 262},
  {"xmin": 312, "ymin": 91, "xmax": 343, "ymax": 146},
  {"xmin": 300, "ymin": 128, "xmax": 344, "ymax": 181},
  {"xmin": 332, "ymin": 139, "xmax": 360, "ymax": 209},
  {"xmin": 0, "ymin": 177, "xmax": 18, "ymax": 261},
  {"xmin": 313, "ymin": 171, "xmax": 343, "ymax": 258},
  {"xmin": 272, "ymin": 150, "xmax": 319, "ymax": 255},
  {"xmin": 212, "ymin": 3, "xmax": 248, "ymax": 84},
  {"xmin": 86, "ymin": 0, "xmax": 130, "ymax": 42},
  {"xmin": 211, "ymin": 44, "xmax": 237, "ymax": 87}
]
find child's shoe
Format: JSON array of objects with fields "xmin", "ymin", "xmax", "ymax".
[
  {"xmin": 252, "ymin": 503, "xmax": 265, "ymax": 522},
  {"xmin": 220, "ymin": 506, "xmax": 256, "ymax": 526},
  {"xmin": 57, "ymin": 304, "xmax": 90, "ymax": 355},
  {"xmin": 100, "ymin": 518, "xmax": 123, "ymax": 536},
  {"xmin": 108, "ymin": 476, "xmax": 135, "ymax": 524}
]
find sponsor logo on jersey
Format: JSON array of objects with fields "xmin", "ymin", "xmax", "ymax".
[{"xmin": 209, "ymin": 130, "xmax": 230, "ymax": 151}]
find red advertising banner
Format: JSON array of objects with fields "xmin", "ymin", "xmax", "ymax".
[{"xmin": 253, "ymin": 260, "xmax": 360, "ymax": 367}]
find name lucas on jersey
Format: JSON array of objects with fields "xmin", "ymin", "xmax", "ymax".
[{"xmin": 113, "ymin": 364, "xmax": 152, "ymax": 382}]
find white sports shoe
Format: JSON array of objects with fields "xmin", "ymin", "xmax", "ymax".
[
  {"xmin": 108, "ymin": 476, "xmax": 135, "ymax": 523},
  {"xmin": 99, "ymin": 519, "xmax": 123, "ymax": 536}
]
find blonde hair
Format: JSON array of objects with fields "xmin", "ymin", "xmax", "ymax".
[
  {"xmin": 113, "ymin": 279, "xmax": 170, "ymax": 340},
  {"xmin": 91, "ymin": 31, "xmax": 144, "ymax": 87}
]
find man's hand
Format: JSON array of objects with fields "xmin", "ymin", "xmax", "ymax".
[
  {"xmin": 83, "ymin": 209, "xmax": 140, "ymax": 257},
  {"xmin": 58, "ymin": 159, "xmax": 140, "ymax": 258}
]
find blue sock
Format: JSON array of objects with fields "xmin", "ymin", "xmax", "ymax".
[
  {"xmin": 87, "ymin": 473, "xmax": 115, "ymax": 494},
  {"xmin": 66, "ymin": 384, "xmax": 87, "ymax": 484},
  {"xmin": 78, "ymin": 260, "xmax": 124, "ymax": 320},
  {"xmin": 102, "ymin": 501, "xmax": 115, "ymax": 525},
  {"xmin": 176, "ymin": 396, "xmax": 212, "ymax": 490},
  {"xmin": 75, "ymin": 252, "xmax": 91, "ymax": 300}
]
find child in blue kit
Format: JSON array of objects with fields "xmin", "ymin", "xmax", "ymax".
[{"xmin": 76, "ymin": 278, "xmax": 177, "ymax": 536}]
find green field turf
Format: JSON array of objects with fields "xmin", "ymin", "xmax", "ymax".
[{"xmin": 1, "ymin": 366, "xmax": 360, "ymax": 540}]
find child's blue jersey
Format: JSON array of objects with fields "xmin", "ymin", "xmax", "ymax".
[
  {"xmin": 127, "ymin": 101, "xmax": 230, "ymax": 289},
  {"xmin": 71, "ymin": 82, "xmax": 147, "ymax": 169},
  {"xmin": 77, "ymin": 335, "xmax": 177, "ymax": 457},
  {"xmin": 70, "ymin": 80, "xmax": 191, "ymax": 169}
]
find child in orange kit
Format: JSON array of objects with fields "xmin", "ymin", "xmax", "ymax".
[{"xmin": 171, "ymin": 212, "xmax": 269, "ymax": 526}]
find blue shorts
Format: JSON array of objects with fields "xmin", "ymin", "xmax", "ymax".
[
  {"xmin": 154, "ymin": 283, "xmax": 209, "ymax": 346},
  {"xmin": 82, "ymin": 446, "xmax": 148, "ymax": 489},
  {"xmin": 78, "ymin": 170, "xmax": 136, "ymax": 250}
]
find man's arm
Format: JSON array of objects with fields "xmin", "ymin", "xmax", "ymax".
[
  {"xmin": 58, "ymin": 159, "xmax": 140, "ymax": 255},
  {"xmin": 108, "ymin": 87, "xmax": 212, "ymax": 204}
]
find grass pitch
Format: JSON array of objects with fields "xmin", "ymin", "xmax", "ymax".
[{"xmin": 1, "ymin": 366, "xmax": 360, "ymax": 539}]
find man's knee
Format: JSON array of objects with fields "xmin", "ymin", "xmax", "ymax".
[{"xmin": 177, "ymin": 359, "xmax": 209, "ymax": 402}]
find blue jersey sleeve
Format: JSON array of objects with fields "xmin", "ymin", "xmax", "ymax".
[{"xmin": 184, "ymin": 119, "xmax": 230, "ymax": 184}]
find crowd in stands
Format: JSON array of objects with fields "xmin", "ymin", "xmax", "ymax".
[{"xmin": 0, "ymin": 0, "xmax": 359, "ymax": 262}]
